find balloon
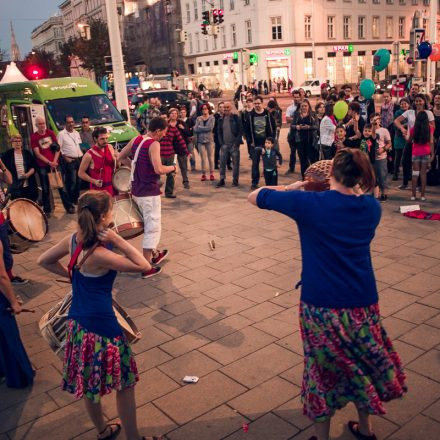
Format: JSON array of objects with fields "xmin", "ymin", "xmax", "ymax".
[
  {"xmin": 429, "ymin": 43, "xmax": 440, "ymax": 61},
  {"xmin": 418, "ymin": 41, "xmax": 432, "ymax": 59},
  {"xmin": 373, "ymin": 48, "xmax": 391, "ymax": 72},
  {"xmin": 359, "ymin": 79, "xmax": 376, "ymax": 99},
  {"xmin": 407, "ymin": 57, "xmax": 414, "ymax": 65},
  {"xmin": 334, "ymin": 100, "xmax": 348, "ymax": 120}
]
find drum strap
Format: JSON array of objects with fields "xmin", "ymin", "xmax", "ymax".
[
  {"xmin": 67, "ymin": 237, "xmax": 101, "ymax": 282},
  {"xmin": 130, "ymin": 137, "xmax": 152, "ymax": 183}
]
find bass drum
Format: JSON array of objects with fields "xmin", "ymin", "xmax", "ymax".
[
  {"xmin": 112, "ymin": 166, "xmax": 132, "ymax": 194},
  {"xmin": 3, "ymin": 198, "xmax": 48, "ymax": 254},
  {"xmin": 112, "ymin": 193, "xmax": 144, "ymax": 240}
]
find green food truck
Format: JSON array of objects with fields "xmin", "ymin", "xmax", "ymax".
[{"xmin": 0, "ymin": 77, "xmax": 138, "ymax": 153}]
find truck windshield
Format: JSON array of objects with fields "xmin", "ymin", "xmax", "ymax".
[{"xmin": 46, "ymin": 94, "xmax": 123, "ymax": 129}]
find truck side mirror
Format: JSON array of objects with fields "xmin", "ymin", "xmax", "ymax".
[{"xmin": 120, "ymin": 109, "xmax": 128, "ymax": 121}]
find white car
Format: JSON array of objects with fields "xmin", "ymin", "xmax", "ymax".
[{"xmin": 300, "ymin": 79, "xmax": 333, "ymax": 97}]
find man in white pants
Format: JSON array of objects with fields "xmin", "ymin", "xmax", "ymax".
[{"xmin": 119, "ymin": 117, "xmax": 177, "ymax": 278}]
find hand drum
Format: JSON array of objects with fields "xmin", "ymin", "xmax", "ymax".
[{"xmin": 304, "ymin": 160, "xmax": 333, "ymax": 192}]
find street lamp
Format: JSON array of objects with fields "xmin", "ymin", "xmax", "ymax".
[{"xmin": 77, "ymin": 23, "xmax": 91, "ymax": 40}]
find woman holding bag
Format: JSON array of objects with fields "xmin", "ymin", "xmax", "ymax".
[
  {"xmin": 38, "ymin": 190, "xmax": 161, "ymax": 440},
  {"xmin": 2, "ymin": 134, "xmax": 38, "ymax": 202}
]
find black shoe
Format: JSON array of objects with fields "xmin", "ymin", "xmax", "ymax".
[
  {"xmin": 11, "ymin": 276, "xmax": 29, "ymax": 285},
  {"xmin": 214, "ymin": 165, "xmax": 219, "ymax": 170},
  {"xmin": 250, "ymin": 184, "xmax": 258, "ymax": 190},
  {"xmin": 216, "ymin": 179, "xmax": 225, "ymax": 188},
  {"xmin": 183, "ymin": 182, "xmax": 190, "ymax": 189},
  {"xmin": 232, "ymin": 181, "xmax": 239, "ymax": 187},
  {"xmin": 67, "ymin": 207, "xmax": 76, "ymax": 214},
  {"xmin": 380, "ymin": 194, "xmax": 388, "ymax": 202},
  {"xmin": 227, "ymin": 165, "xmax": 233, "ymax": 170},
  {"xmin": 398, "ymin": 184, "xmax": 407, "ymax": 190},
  {"xmin": 284, "ymin": 169, "xmax": 294, "ymax": 175},
  {"xmin": 165, "ymin": 194, "xmax": 177, "ymax": 198},
  {"xmin": 392, "ymin": 175, "xmax": 398, "ymax": 181}
]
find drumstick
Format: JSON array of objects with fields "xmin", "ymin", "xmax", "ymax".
[
  {"xmin": 7, "ymin": 307, "xmax": 35, "ymax": 314},
  {"xmin": 56, "ymin": 279, "xmax": 71, "ymax": 284}
]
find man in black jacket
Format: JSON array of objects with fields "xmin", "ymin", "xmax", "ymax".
[
  {"xmin": 216, "ymin": 101, "xmax": 243, "ymax": 187},
  {"xmin": 243, "ymin": 96, "xmax": 276, "ymax": 189}
]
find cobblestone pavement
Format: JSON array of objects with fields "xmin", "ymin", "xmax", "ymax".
[{"xmin": 1, "ymin": 129, "xmax": 440, "ymax": 440}]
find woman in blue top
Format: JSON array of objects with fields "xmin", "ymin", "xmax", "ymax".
[
  {"xmin": 248, "ymin": 149, "xmax": 406, "ymax": 440},
  {"xmin": 38, "ymin": 191, "xmax": 159, "ymax": 440}
]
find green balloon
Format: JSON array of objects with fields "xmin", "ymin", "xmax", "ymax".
[
  {"xmin": 334, "ymin": 100, "xmax": 349, "ymax": 120},
  {"xmin": 359, "ymin": 79, "xmax": 376, "ymax": 99},
  {"xmin": 373, "ymin": 48, "xmax": 391, "ymax": 72}
]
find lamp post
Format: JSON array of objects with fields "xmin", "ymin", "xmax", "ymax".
[{"xmin": 104, "ymin": 0, "xmax": 129, "ymax": 119}]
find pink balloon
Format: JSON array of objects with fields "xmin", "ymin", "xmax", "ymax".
[{"xmin": 430, "ymin": 43, "xmax": 440, "ymax": 61}]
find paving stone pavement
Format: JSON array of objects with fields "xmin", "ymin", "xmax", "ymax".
[{"xmin": 1, "ymin": 127, "xmax": 440, "ymax": 440}]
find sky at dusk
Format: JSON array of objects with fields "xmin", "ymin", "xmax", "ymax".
[{"xmin": 0, "ymin": 0, "xmax": 60, "ymax": 59}]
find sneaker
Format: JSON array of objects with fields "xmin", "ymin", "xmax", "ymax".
[
  {"xmin": 201, "ymin": 174, "xmax": 207, "ymax": 181},
  {"xmin": 142, "ymin": 266, "xmax": 162, "ymax": 279},
  {"xmin": 183, "ymin": 182, "xmax": 190, "ymax": 189},
  {"xmin": 209, "ymin": 174, "xmax": 215, "ymax": 181},
  {"xmin": 67, "ymin": 207, "xmax": 76, "ymax": 214},
  {"xmin": 284, "ymin": 169, "xmax": 294, "ymax": 175},
  {"xmin": 250, "ymin": 184, "xmax": 258, "ymax": 190},
  {"xmin": 152, "ymin": 249, "xmax": 169, "ymax": 265},
  {"xmin": 398, "ymin": 184, "xmax": 408, "ymax": 190},
  {"xmin": 216, "ymin": 179, "xmax": 225, "ymax": 188},
  {"xmin": 380, "ymin": 194, "xmax": 388, "ymax": 202},
  {"xmin": 11, "ymin": 276, "xmax": 28, "ymax": 285},
  {"xmin": 421, "ymin": 196, "xmax": 427, "ymax": 201},
  {"xmin": 232, "ymin": 181, "xmax": 239, "ymax": 187},
  {"xmin": 410, "ymin": 196, "xmax": 416, "ymax": 201},
  {"xmin": 392, "ymin": 175, "xmax": 398, "ymax": 181},
  {"xmin": 165, "ymin": 194, "xmax": 177, "ymax": 199}
]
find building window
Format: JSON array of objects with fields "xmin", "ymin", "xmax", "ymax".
[
  {"xmin": 423, "ymin": 0, "xmax": 430, "ymax": 5},
  {"xmin": 358, "ymin": 0, "xmax": 366, "ymax": 2},
  {"xmin": 411, "ymin": 0, "xmax": 418, "ymax": 4},
  {"xmin": 343, "ymin": 16, "xmax": 351, "ymax": 39},
  {"xmin": 327, "ymin": 16, "xmax": 335, "ymax": 39},
  {"xmin": 221, "ymin": 26, "xmax": 226, "ymax": 48},
  {"xmin": 244, "ymin": 0, "xmax": 250, "ymax": 4},
  {"xmin": 230, "ymin": 0, "xmax": 235, "ymax": 10},
  {"xmin": 185, "ymin": 3, "xmax": 190, "ymax": 23},
  {"xmin": 372, "ymin": 16, "xmax": 380, "ymax": 38},
  {"xmin": 304, "ymin": 52, "xmax": 313, "ymax": 80},
  {"xmin": 327, "ymin": 56, "xmax": 337, "ymax": 84},
  {"xmin": 305, "ymin": 15, "xmax": 312, "ymax": 40},
  {"xmin": 399, "ymin": 17, "xmax": 405, "ymax": 39},
  {"xmin": 271, "ymin": 17, "xmax": 282, "ymax": 40},
  {"xmin": 189, "ymin": 33, "xmax": 193, "ymax": 53},
  {"xmin": 194, "ymin": 0, "xmax": 198, "ymax": 20},
  {"xmin": 373, "ymin": 0, "xmax": 379, "ymax": 3},
  {"xmin": 201, "ymin": 0, "xmax": 206, "ymax": 12},
  {"xmin": 386, "ymin": 0, "xmax": 394, "ymax": 3},
  {"xmin": 231, "ymin": 23, "xmax": 237, "ymax": 46},
  {"xmin": 358, "ymin": 16, "xmax": 366, "ymax": 39},
  {"xmin": 343, "ymin": 55, "xmax": 351, "ymax": 84},
  {"xmin": 423, "ymin": 18, "xmax": 428, "ymax": 30},
  {"xmin": 399, "ymin": 0, "xmax": 406, "ymax": 4},
  {"xmin": 220, "ymin": 0, "xmax": 224, "ymax": 8},
  {"xmin": 245, "ymin": 20, "xmax": 252, "ymax": 43},
  {"xmin": 213, "ymin": 35, "xmax": 217, "ymax": 49},
  {"xmin": 196, "ymin": 32, "xmax": 200, "ymax": 52},
  {"xmin": 386, "ymin": 17, "xmax": 393, "ymax": 38}
]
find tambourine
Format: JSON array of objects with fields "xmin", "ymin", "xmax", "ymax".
[{"xmin": 304, "ymin": 160, "xmax": 333, "ymax": 192}]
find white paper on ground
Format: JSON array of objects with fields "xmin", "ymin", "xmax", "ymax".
[{"xmin": 400, "ymin": 205, "xmax": 421, "ymax": 214}]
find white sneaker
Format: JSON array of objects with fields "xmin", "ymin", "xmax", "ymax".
[
  {"xmin": 421, "ymin": 197, "xmax": 427, "ymax": 201},
  {"xmin": 410, "ymin": 196, "xmax": 416, "ymax": 201}
]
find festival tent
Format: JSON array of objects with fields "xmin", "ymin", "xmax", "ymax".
[{"xmin": 0, "ymin": 62, "xmax": 28, "ymax": 84}]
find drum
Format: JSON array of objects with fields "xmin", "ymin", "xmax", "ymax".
[
  {"xmin": 112, "ymin": 193, "xmax": 144, "ymax": 240},
  {"xmin": 3, "ymin": 198, "xmax": 48, "ymax": 254},
  {"xmin": 304, "ymin": 160, "xmax": 333, "ymax": 192},
  {"xmin": 39, "ymin": 292, "xmax": 141, "ymax": 359},
  {"xmin": 112, "ymin": 166, "xmax": 132, "ymax": 194}
]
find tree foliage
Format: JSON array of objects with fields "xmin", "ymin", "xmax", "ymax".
[{"xmin": 22, "ymin": 49, "xmax": 68, "ymax": 78}]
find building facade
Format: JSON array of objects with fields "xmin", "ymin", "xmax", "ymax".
[
  {"xmin": 31, "ymin": 16, "xmax": 65, "ymax": 58},
  {"xmin": 179, "ymin": 0, "xmax": 432, "ymax": 90}
]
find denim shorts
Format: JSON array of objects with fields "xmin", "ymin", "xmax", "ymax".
[{"xmin": 412, "ymin": 154, "xmax": 431, "ymax": 164}]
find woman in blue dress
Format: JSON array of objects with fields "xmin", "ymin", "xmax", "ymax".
[
  {"xmin": 248, "ymin": 149, "xmax": 406, "ymax": 440},
  {"xmin": 38, "ymin": 190, "xmax": 160, "ymax": 440}
]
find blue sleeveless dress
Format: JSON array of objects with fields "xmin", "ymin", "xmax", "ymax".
[{"xmin": 62, "ymin": 235, "xmax": 138, "ymax": 403}]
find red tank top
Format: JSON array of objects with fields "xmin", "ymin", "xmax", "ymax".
[{"xmin": 86, "ymin": 145, "xmax": 115, "ymax": 196}]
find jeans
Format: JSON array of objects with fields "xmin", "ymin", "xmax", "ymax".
[
  {"xmin": 187, "ymin": 142, "xmax": 196, "ymax": 170},
  {"xmin": 0, "ymin": 222, "xmax": 13, "ymax": 271},
  {"xmin": 297, "ymin": 142, "xmax": 319, "ymax": 178},
  {"xmin": 374, "ymin": 158, "xmax": 388, "ymax": 192},
  {"xmin": 61, "ymin": 158, "xmax": 81, "ymax": 205},
  {"xmin": 393, "ymin": 149, "xmax": 404, "ymax": 178},
  {"xmin": 287, "ymin": 141, "xmax": 297, "ymax": 172},
  {"xmin": 264, "ymin": 169, "xmax": 278, "ymax": 186},
  {"xmin": 177, "ymin": 154, "xmax": 189, "ymax": 185},
  {"xmin": 161, "ymin": 156, "xmax": 175, "ymax": 196},
  {"xmin": 38, "ymin": 167, "xmax": 73, "ymax": 213},
  {"xmin": 402, "ymin": 142, "xmax": 413, "ymax": 186},
  {"xmin": 198, "ymin": 142, "xmax": 214, "ymax": 174},
  {"xmin": 220, "ymin": 144, "xmax": 240, "ymax": 183},
  {"xmin": 250, "ymin": 146, "xmax": 263, "ymax": 186},
  {"xmin": 321, "ymin": 144, "xmax": 336, "ymax": 160}
]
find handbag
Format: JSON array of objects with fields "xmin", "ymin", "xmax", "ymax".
[{"xmin": 48, "ymin": 169, "xmax": 63, "ymax": 189}]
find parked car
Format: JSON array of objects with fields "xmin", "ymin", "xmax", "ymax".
[{"xmin": 300, "ymin": 79, "xmax": 333, "ymax": 97}]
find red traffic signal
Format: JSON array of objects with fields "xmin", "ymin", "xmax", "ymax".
[
  {"xmin": 27, "ymin": 65, "xmax": 43, "ymax": 80},
  {"xmin": 218, "ymin": 9, "xmax": 224, "ymax": 23}
]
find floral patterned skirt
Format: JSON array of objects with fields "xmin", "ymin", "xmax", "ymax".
[
  {"xmin": 62, "ymin": 319, "xmax": 139, "ymax": 403},
  {"xmin": 299, "ymin": 301, "xmax": 407, "ymax": 422}
]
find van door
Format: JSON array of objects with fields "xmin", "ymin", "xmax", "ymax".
[{"xmin": 10, "ymin": 104, "xmax": 34, "ymax": 150}]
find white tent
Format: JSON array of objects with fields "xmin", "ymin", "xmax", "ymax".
[{"xmin": 0, "ymin": 62, "xmax": 28, "ymax": 84}]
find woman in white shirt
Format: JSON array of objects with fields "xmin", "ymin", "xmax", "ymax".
[
  {"xmin": 319, "ymin": 103, "xmax": 337, "ymax": 160},
  {"xmin": 394, "ymin": 94, "xmax": 435, "ymax": 189}
]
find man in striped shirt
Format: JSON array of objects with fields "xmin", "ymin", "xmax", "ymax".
[{"xmin": 160, "ymin": 109, "xmax": 189, "ymax": 198}]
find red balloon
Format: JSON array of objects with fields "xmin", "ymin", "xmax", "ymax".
[{"xmin": 430, "ymin": 43, "xmax": 440, "ymax": 61}]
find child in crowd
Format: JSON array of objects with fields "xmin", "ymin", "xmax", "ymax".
[
  {"xmin": 359, "ymin": 124, "xmax": 377, "ymax": 165},
  {"xmin": 409, "ymin": 111, "xmax": 434, "ymax": 201},
  {"xmin": 262, "ymin": 137, "xmax": 283, "ymax": 185},
  {"xmin": 371, "ymin": 113, "xmax": 392, "ymax": 202},
  {"xmin": 332, "ymin": 125, "xmax": 350, "ymax": 152}
]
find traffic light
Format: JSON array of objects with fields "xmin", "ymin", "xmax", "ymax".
[
  {"xmin": 28, "ymin": 65, "xmax": 43, "ymax": 80},
  {"xmin": 218, "ymin": 9, "xmax": 224, "ymax": 24},
  {"xmin": 213, "ymin": 9, "xmax": 219, "ymax": 24},
  {"xmin": 202, "ymin": 10, "xmax": 210, "ymax": 24},
  {"xmin": 180, "ymin": 30, "xmax": 188, "ymax": 42},
  {"xmin": 201, "ymin": 23, "xmax": 208, "ymax": 35},
  {"xmin": 249, "ymin": 52, "xmax": 259, "ymax": 65}
]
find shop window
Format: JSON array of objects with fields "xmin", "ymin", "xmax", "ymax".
[
  {"xmin": 214, "ymin": 60, "xmax": 219, "ymax": 65},
  {"xmin": 343, "ymin": 56, "xmax": 351, "ymax": 84},
  {"xmin": 357, "ymin": 55, "xmax": 365, "ymax": 80},
  {"xmin": 223, "ymin": 59, "xmax": 228, "ymax": 64},
  {"xmin": 327, "ymin": 56, "xmax": 337, "ymax": 84},
  {"xmin": 304, "ymin": 52, "xmax": 313, "ymax": 80}
]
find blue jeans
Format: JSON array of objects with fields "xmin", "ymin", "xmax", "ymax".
[
  {"xmin": 38, "ymin": 167, "xmax": 73, "ymax": 213},
  {"xmin": 61, "ymin": 159, "xmax": 81, "ymax": 205}
]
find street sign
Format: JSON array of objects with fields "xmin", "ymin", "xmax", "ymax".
[{"xmin": 414, "ymin": 28, "xmax": 425, "ymax": 61}]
